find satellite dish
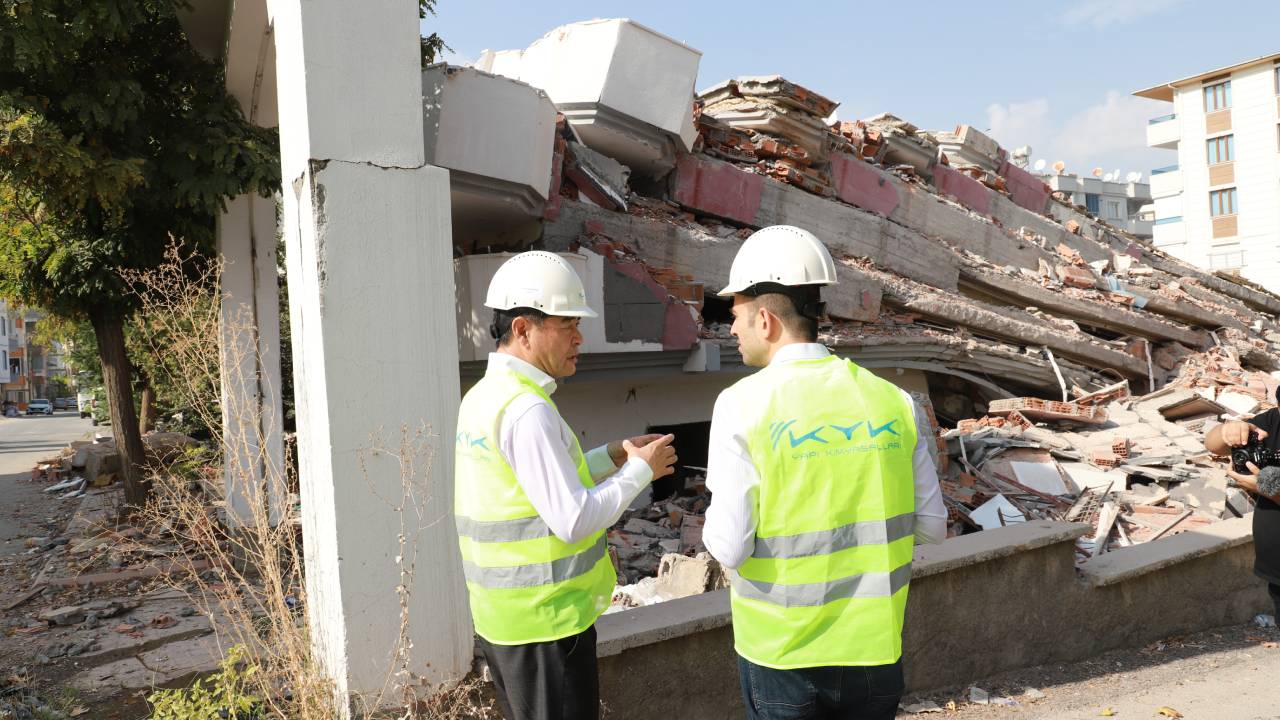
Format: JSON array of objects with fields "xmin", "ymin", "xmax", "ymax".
[
  {"xmin": 1103, "ymin": 172, "xmax": 1115, "ymax": 182},
  {"xmin": 1133, "ymin": 172, "xmax": 1143, "ymax": 183},
  {"xmin": 1052, "ymin": 161, "xmax": 1066, "ymax": 174},
  {"xmin": 1034, "ymin": 159, "xmax": 1047, "ymax": 172},
  {"xmin": 1125, "ymin": 171, "xmax": 1141, "ymax": 183},
  {"xmin": 1092, "ymin": 167, "xmax": 1103, "ymax": 178},
  {"xmin": 1112, "ymin": 169, "xmax": 1120, "ymax": 181}
]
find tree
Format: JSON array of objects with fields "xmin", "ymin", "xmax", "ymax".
[
  {"xmin": 0, "ymin": 2, "xmax": 279, "ymax": 507},
  {"xmin": 419, "ymin": 0, "xmax": 450, "ymax": 66}
]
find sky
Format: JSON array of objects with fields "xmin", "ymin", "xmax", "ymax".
[{"xmin": 423, "ymin": 0, "xmax": 1279, "ymax": 183}]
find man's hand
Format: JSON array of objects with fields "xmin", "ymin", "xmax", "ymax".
[
  {"xmin": 1227, "ymin": 460, "xmax": 1262, "ymax": 495},
  {"xmin": 623, "ymin": 433, "xmax": 677, "ymax": 480},
  {"xmin": 608, "ymin": 433, "xmax": 665, "ymax": 467},
  {"xmin": 1220, "ymin": 421, "xmax": 1267, "ymax": 449}
]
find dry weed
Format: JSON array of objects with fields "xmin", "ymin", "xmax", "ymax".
[{"xmin": 120, "ymin": 239, "xmax": 495, "ymax": 719}]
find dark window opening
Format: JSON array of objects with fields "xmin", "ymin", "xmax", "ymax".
[
  {"xmin": 645, "ymin": 421, "xmax": 711, "ymax": 502},
  {"xmin": 701, "ymin": 294, "xmax": 733, "ymax": 325}
]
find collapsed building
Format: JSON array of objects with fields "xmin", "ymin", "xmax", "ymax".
[{"xmin": 423, "ymin": 19, "xmax": 1280, "ymax": 606}]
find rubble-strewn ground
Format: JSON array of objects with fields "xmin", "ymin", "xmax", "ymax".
[
  {"xmin": 898, "ymin": 619, "xmax": 1280, "ymax": 720},
  {"xmin": 0, "ymin": 417, "xmax": 220, "ymax": 719}
]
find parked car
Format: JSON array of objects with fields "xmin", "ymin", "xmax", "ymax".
[
  {"xmin": 26, "ymin": 399, "xmax": 53, "ymax": 415},
  {"xmin": 53, "ymin": 397, "xmax": 76, "ymax": 410}
]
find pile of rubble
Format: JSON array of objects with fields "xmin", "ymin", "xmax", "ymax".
[
  {"xmin": 698, "ymin": 76, "xmax": 842, "ymax": 196},
  {"xmin": 941, "ymin": 346, "xmax": 1278, "ymax": 559},
  {"xmin": 605, "ymin": 479, "xmax": 728, "ymax": 609}
]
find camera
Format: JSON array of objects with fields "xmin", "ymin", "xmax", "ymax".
[{"xmin": 1231, "ymin": 439, "xmax": 1280, "ymax": 474}]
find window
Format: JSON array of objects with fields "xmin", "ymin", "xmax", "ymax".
[
  {"xmin": 1085, "ymin": 193, "xmax": 1100, "ymax": 215},
  {"xmin": 1107, "ymin": 201, "xmax": 1122, "ymax": 219},
  {"xmin": 1204, "ymin": 80, "xmax": 1231, "ymax": 112},
  {"xmin": 1207, "ymin": 135, "xmax": 1235, "ymax": 164},
  {"xmin": 1210, "ymin": 187, "xmax": 1238, "ymax": 216}
]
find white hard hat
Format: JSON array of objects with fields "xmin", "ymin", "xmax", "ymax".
[
  {"xmin": 484, "ymin": 251, "xmax": 598, "ymax": 318},
  {"xmin": 717, "ymin": 225, "xmax": 838, "ymax": 296}
]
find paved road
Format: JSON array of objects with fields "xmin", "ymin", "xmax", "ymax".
[
  {"xmin": 0, "ymin": 411, "xmax": 93, "ymax": 555},
  {"xmin": 904, "ymin": 620, "xmax": 1280, "ymax": 720}
]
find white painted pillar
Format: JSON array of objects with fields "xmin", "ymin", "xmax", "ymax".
[
  {"xmin": 267, "ymin": 0, "xmax": 470, "ymax": 709},
  {"xmin": 217, "ymin": 194, "xmax": 287, "ymax": 527}
]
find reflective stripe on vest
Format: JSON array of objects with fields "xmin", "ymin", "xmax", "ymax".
[
  {"xmin": 453, "ymin": 368, "xmax": 616, "ymax": 645},
  {"xmin": 728, "ymin": 355, "xmax": 918, "ymax": 669},
  {"xmin": 455, "ymin": 514, "xmax": 552, "ymax": 543},
  {"xmin": 731, "ymin": 563, "xmax": 913, "ymax": 608},
  {"xmin": 752, "ymin": 512, "xmax": 915, "ymax": 560},
  {"xmin": 462, "ymin": 536, "xmax": 608, "ymax": 589}
]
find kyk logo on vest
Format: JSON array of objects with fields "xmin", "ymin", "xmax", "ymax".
[
  {"xmin": 769, "ymin": 419, "xmax": 904, "ymax": 460},
  {"xmin": 456, "ymin": 431, "xmax": 491, "ymax": 457}
]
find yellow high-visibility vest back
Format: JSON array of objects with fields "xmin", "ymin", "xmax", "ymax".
[{"xmin": 730, "ymin": 355, "xmax": 917, "ymax": 669}]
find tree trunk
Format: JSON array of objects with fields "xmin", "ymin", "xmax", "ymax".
[
  {"xmin": 89, "ymin": 308, "xmax": 151, "ymax": 507},
  {"xmin": 138, "ymin": 371, "xmax": 157, "ymax": 435}
]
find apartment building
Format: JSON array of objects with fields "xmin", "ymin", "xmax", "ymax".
[
  {"xmin": 0, "ymin": 301, "xmax": 10, "ymax": 386},
  {"xmin": 1040, "ymin": 173, "xmax": 1154, "ymax": 238},
  {"xmin": 1135, "ymin": 53, "xmax": 1280, "ymax": 292}
]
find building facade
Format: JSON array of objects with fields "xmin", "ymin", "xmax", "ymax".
[
  {"xmin": 1040, "ymin": 173, "xmax": 1154, "ymax": 238},
  {"xmin": 0, "ymin": 301, "xmax": 10, "ymax": 387},
  {"xmin": 1136, "ymin": 53, "xmax": 1280, "ymax": 292}
]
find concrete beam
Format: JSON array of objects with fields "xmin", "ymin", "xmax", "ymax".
[
  {"xmin": 269, "ymin": 0, "xmax": 470, "ymax": 711},
  {"xmin": 1138, "ymin": 292, "xmax": 1250, "ymax": 332},
  {"xmin": 871, "ymin": 269, "xmax": 1152, "ymax": 378},
  {"xmin": 669, "ymin": 154, "xmax": 960, "ymax": 291},
  {"xmin": 957, "ymin": 263, "xmax": 1209, "ymax": 347},
  {"xmin": 543, "ymin": 199, "xmax": 884, "ymax": 322}
]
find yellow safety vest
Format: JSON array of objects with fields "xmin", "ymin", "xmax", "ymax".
[
  {"xmin": 454, "ymin": 369, "xmax": 616, "ymax": 645},
  {"xmin": 729, "ymin": 355, "xmax": 917, "ymax": 669}
]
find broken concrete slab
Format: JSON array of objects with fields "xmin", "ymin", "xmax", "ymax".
[{"xmin": 484, "ymin": 18, "xmax": 701, "ymax": 176}]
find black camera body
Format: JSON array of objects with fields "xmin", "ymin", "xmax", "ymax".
[{"xmin": 1231, "ymin": 439, "xmax": 1280, "ymax": 474}]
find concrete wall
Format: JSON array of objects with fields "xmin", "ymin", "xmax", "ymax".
[{"xmin": 594, "ymin": 519, "xmax": 1270, "ymax": 720}]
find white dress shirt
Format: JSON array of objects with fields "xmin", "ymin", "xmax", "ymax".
[
  {"xmin": 704, "ymin": 343, "xmax": 948, "ymax": 569},
  {"xmin": 489, "ymin": 353, "xmax": 654, "ymax": 545}
]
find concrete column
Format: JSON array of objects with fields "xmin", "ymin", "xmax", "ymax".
[
  {"xmin": 267, "ymin": 0, "xmax": 470, "ymax": 709},
  {"xmin": 217, "ymin": 193, "xmax": 286, "ymax": 527}
]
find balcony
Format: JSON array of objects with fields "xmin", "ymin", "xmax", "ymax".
[
  {"xmin": 1149, "ymin": 165, "xmax": 1181, "ymax": 199},
  {"xmin": 1151, "ymin": 215, "xmax": 1185, "ymax": 247},
  {"xmin": 1146, "ymin": 114, "xmax": 1178, "ymax": 149},
  {"xmin": 1122, "ymin": 217, "xmax": 1153, "ymax": 237}
]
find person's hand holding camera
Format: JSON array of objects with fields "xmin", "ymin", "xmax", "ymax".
[{"xmin": 1219, "ymin": 420, "xmax": 1268, "ymax": 448}]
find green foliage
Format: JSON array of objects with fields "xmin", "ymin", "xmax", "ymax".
[
  {"xmin": 148, "ymin": 645, "xmax": 263, "ymax": 720},
  {"xmin": 419, "ymin": 0, "xmax": 450, "ymax": 66},
  {"xmin": 0, "ymin": 0, "xmax": 280, "ymax": 319}
]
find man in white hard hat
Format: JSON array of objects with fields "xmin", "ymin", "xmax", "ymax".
[
  {"xmin": 702, "ymin": 226, "xmax": 947, "ymax": 720},
  {"xmin": 454, "ymin": 251, "xmax": 677, "ymax": 720}
]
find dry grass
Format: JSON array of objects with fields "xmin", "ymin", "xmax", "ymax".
[{"xmin": 120, "ymin": 240, "xmax": 496, "ymax": 719}]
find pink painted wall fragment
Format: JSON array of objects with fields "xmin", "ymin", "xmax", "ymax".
[
  {"xmin": 931, "ymin": 163, "xmax": 991, "ymax": 214},
  {"xmin": 829, "ymin": 153, "xmax": 901, "ymax": 217},
  {"xmin": 999, "ymin": 161, "xmax": 1051, "ymax": 214},
  {"xmin": 672, "ymin": 154, "xmax": 764, "ymax": 225}
]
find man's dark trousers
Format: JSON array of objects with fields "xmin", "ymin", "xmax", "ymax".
[
  {"xmin": 477, "ymin": 625, "xmax": 599, "ymax": 720},
  {"xmin": 738, "ymin": 655, "xmax": 904, "ymax": 720}
]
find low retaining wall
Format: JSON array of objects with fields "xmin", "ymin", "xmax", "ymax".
[{"xmin": 596, "ymin": 518, "xmax": 1268, "ymax": 720}]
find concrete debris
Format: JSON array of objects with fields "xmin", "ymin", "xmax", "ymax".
[{"xmin": 943, "ymin": 347, "xmax": 1276, "ymax": 559}]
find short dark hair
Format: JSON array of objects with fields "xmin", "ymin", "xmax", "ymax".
[
  {"xmin": 491, "ymin": 307, "xmax": 549, "ymax": 347},
  {"xmin": 743, "ymin": 283, "xmax": 822, "ymax": 342}
]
